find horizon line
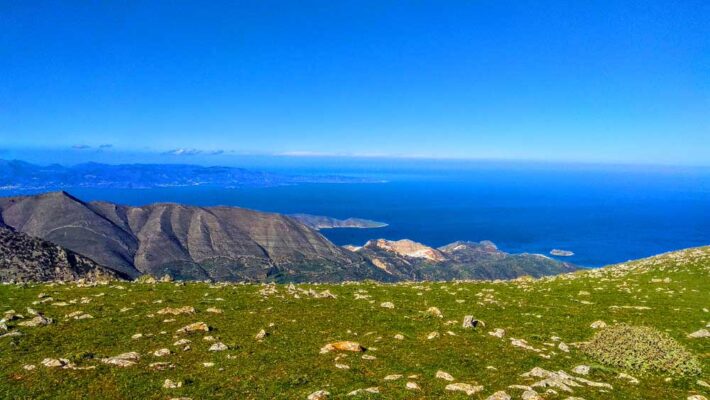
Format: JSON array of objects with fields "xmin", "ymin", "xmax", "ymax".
[{"xmin": 2, "ymin": 152, "xmax": 710, "ymax": 171}]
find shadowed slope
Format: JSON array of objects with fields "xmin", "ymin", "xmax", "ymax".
[{"xmin": 0, "ymin": 226, "xmax": 126, "ymax": 282}]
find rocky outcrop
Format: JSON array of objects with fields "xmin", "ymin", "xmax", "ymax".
[
  {"xmin": 0, "ymin": 226, "xmax": 125, "ymax": 282},
  {"xmin": 364, "ymin": 239, "xmax": 447, "ymax": 262},
  {"xmin": 348, "ymin": 239, "xmax": 577, "ymax": 280}
]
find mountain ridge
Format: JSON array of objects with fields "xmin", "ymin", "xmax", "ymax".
[{"xmin": 0, "ymin": 192, "xmax": 577, "ymax": 282}]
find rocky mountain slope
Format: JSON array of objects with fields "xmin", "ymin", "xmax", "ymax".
[
  {"xmin": 0, "ymin": 192, "xmax": 576, "ymax": 283},
  {"xmin": 0, "ymin": 246, "xmax": 707, "ymax": 399},
  {"xmin": 0, "ymin": 226, "xmax": 126, "ymax": 282},
  {"xmin": 0, "ymin": 192, "xmax": 390, "ymax": 282},
  {"xmin": 350, "ymin": 239, "xmax": 577, "ymax": 280}
]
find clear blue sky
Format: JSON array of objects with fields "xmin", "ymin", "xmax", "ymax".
[{"xmin": 1, "ymin": 1, "xmax": 708, "ymax": 165}]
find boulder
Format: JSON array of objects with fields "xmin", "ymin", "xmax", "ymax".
[
  {"xmin": 320, "ymin": 341, "xmax": 365, "ymax": 353},
  {"xmin": 462, "ymin": 315, "xmax": 484, "ymax": 328},
  {"xmin": 445, "ymin": 383, "xmax": 484, "ymax": 395},
  {"xmin": 102, "ymin": 352, "xmax": 140, "ymax": 367},
  {"xmin": 176, "ymin": 322, "xmax": 210, "ymax": 334},
  {"xmin": 436, "ymin": 370, "xmax": 455, "ymax": 381}
]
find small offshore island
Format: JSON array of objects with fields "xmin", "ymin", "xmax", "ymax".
[
  {"xmin": 289, "ymin": 213, "xmax": 388, "ymax": 230},
  {"xmin": 550, "ymin": 249, "xmax": 575, "ymax": 257}
]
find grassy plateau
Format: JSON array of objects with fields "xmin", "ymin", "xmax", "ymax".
[{"xmin": 1, "ymin": 247, "xmax": 709, "ymax": 399}]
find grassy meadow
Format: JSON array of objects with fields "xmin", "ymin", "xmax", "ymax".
[{"xmin": 1, "ymin": 247, "xmax": 709, "ymax": 399}]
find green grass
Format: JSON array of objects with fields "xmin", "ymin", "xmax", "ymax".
[{"xmin": 1, "ymin": 247, "xmax": 709, "ymax": 399}]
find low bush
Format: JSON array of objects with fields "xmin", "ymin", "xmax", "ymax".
[{"xmin": 581, "ymin": 324, "xmax": 702, "ymax": 376}]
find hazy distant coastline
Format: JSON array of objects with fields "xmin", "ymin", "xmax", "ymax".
[{"xmin": 0, "ymin": 159, "xmax": 384, "ymax": 193}]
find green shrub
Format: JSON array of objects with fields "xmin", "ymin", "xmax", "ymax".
[{"xmin": 581, "ymin": 324, "xmax": 701, "ymax": 376}]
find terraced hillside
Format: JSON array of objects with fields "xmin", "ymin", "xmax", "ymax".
[{"xmin": 0, "ymin": 247, "xmax": 708, "ymax": 399}]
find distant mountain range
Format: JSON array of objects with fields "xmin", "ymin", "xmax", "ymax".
[
  {"xmin": 0, "ymin": 159, "xmax": 380, "ymax": 192},
  {"xmin": 0, "ymin": 192, "xmax": 577, "ymax": 282}
]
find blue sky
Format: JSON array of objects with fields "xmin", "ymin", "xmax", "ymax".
[{"xmin": 1, "ymin": 1, "xmax": 708, "ymax": 166}]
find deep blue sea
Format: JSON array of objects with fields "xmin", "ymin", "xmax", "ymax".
[{"xmin": 59, "ymin": 163, "xmax": 710, "ymax": 268}]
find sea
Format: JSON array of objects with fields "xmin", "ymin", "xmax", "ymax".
[{"xmin": 57, "ymin": 161, "xmax": 710, "ymax": 268}]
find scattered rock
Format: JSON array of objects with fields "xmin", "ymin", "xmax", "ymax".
[
  {"xmin": 510, "ymin": 338, "xmax": 541, "ymax": 352},
  {"xmin": 384, "ymin": 374, "xmax": 403, "ymax": 381},
  {"xmin": 307, "ymin": 390, "xmax": 330, "ymax": 400},
  {"xmin": 590, "ymin": 320, "xmax": 607, "ymax": 329},
  {"xmin": 255, "ymin": 329, "xmax": 268, "ymax": 340},
  {"xmin": 462, "ymin": 315, "xmax": 484, "ymax": 328},
  {"xmin": 394, "ymin": 334, "xmax": 404, "ymax": 340},
  {"xmin": 209, "ymin": 342, "xmax": 228, "ymax": 351},
  {"xmin": 149, "ymin": 362, "xmax": 174, "ymax": 370},
  {"xmin": 445, "ymin": 383, "xmax": 484, "ymax": 395},
  {"xmin": 158, "ymin": 306, "xmax": 195, "ymax": 316},
  {"xmin": 206, "ymin": 307, "xmax": 223, "ymax": 314},
  {"xmin": 347, "ymin": 387, "xmax": 379, "ymax": 396},
  {"xmin": 521, "ymin": 390, "xmax": 543, "ymax": 400},
  {"xmin": 489, "ymin": 328, "xmax": 505, "ymax": 338},
  {"xmin": 687, "ymin": 329, "xmax": 710, "ymax": 339},
  {"xmin": 320, "ymin": 341, "xmax": 365, "ymax": 353},
  {"xmin": 41, "ymin": 358, "xmax": 68, "ymax": 368},
  {"xmin": 521, "ymin": 367, "xmax": 612, "ymax": 393},
  {"xmin": 153, "ymin": 348, "xmax": 171, "ymax": 357},
  {"xmin": 572, "ymin": 365, "xmax": 589, "ymax": 375},
  {"xmin": 176, "ymin": 322, "xmax": 210, "ymax": 334},
  {"xmin": 405, "ymin": 382, "xmax": 420, "ymax": 390},
  {"xmin": 558, "ymin": 342, "xmax": 570, "ymax": 352},
  {"xmin": 102, "ymin": 352, "xmax": 140, "ymax": 367},
  {"xmin": 380, "ymin": 302, "xmax": 395, "ymax": 309},
  {"xmin": 18, "ymin": 314, "xmax": 52, "ymax": 327},
  {"xmin": 486, "ymin": 391, "xmax": 511, "ymax": 400},
  {"xmin": 436, "ymin": 370, "xmax": 455, "ymax": 381},
  {"xmin": 427, "ymin": 331, "xmax": 439, "ymax": 340},
  {"xmin": 163, "ymin": 379, "xmax": 182, "ymax": 389}
]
